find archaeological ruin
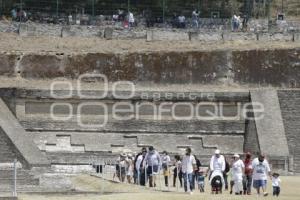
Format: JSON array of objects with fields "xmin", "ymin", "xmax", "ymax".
[{"xmin": 0, "ymin": 0, "xmax": 299, "ymax": 195}]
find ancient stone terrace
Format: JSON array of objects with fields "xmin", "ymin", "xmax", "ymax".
[{"xmin": 0, "ymin": 87, "xmax": 296, "ymax": 175}]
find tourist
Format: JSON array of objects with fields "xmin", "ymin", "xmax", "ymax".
[
  {"xmin": 232, "ymin": 15, "xmax": 240, "ymax": 32},
  {"xmin": 125, "ymin": 153, "xmax": 134, "ymax": 184},
  {"xmin": 193, "ymin": 155, "xmax": 201, "ymax": 190},
  {"xmin": 252, "ymin": 154, "xmax": 271, "ymax": 196},
  {"xmin": 128, "ymin": 11, "xmax": 135, "ymax": 28},
  {"xmin": 134, "ymin": 147, "xmax": 147, "ymax": 186},
  {"xmin": 272, "ymin": 172, "xmax": 281, "ymax": 197},
  {"xmin": 161, "ymin": 151, "xmax": 171, "ymax": 187},
  {"xmin": 182, "ymin": 147, "xmax": 196, "ymax": 194},
  {"xmin": 192, "ymin": 10, "xmax": 199, "ymax": 28},
  {"xmin": 68, "ymin": 14, "xmax": 73, "ymax": 25},
  {"xmin": 243, "ymin": 152, "xmax": 253, "ymax": 195},
  {"xmin": 209, "ymin": 149, "xmax": 225, "ymax": 194},
  {"xmin": 11, "ymin": 8, "xmax": 17, "ymax": 20},
  {"xmin": 210, "ymin": 149, "xmax": 226, "ymax": 176},
  {"xmin": 231, "ymin": 154, "xmax": 245, "ymax": 195},
  {"xmin": 178, "ymin": 14, "xmax": 186, "ymax": 29},
  {"xmin": 223, "ymin": 156, "xmax": 230, "ymax": 190},
  {"xmin": 116, "ymin": 153, "xmax": 127, "ymax": 182},
  {"xmin": 197, "ymin": 170, "xmax": 205, "ymax": 192},
  {"xmin": 173, "ymin": 155, "xmax": 183, "ymax": 188},
  {"xmin": 143, "ymin": 146, "xmax": 161, "ymax": 187}
]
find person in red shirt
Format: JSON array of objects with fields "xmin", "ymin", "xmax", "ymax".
[{"xmin": 243, "ymin": 152, "xmax": 253, "ymax": 195}]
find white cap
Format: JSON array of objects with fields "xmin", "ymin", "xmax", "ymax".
[
  {"xmin": 233, "ymin": 153, "xmax": 240, "ymax": 158},
  {"xmin": 215, "ymin": 149, "xmax": 220, "ymax": 154}
]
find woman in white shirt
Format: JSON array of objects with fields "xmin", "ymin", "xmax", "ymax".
[{"xmin": 231, "ymin": 154, "xmax": 245, "ymax": 195}]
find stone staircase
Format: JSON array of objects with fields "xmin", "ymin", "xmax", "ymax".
[
  {"xmin": 0, "ymin": 169, "xmax": 39, "ymax": 185},
  {"xmin": 0, "ymin": 129, "xmax": 40, "ymax": 191},
  {"xmin": 286, "ymin": 0, "xmax": 300, "ymax": 16},
  {"xmin": 277, "ymin": 90, "xmax": 300, "ymax": 173},
  {"xmin": 0, "ymin": 128, "xmax": 17, "ymax": 163}
]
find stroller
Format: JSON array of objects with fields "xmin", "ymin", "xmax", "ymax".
[{"xmin": 210, "ymin": 171, "xmax": 224, "ymax": 194}]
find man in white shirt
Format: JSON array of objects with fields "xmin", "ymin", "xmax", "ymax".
[
  {"xmin": 209, "ymin": 149, "xmax": 225, "ymax": 192},
  {"xmin": 182, "ymin": 147, "xmax": 196, "ymax": 194},
  {"xmin": 232, "ymin": 154, "xmax": 245, "ymax": 195},
  {"xmin": 252, "ymin": 154, "xmax": 271, "ymax": 196},
  {"xmin": 210, "ymin": 149, "xmax": 226, "ymax": 173},
  {"xmin": 143, "ymin": 146, "xmax": 161, "ymax": 187}
]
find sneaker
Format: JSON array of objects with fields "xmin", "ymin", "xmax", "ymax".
[
  {"xmin": 189, "ymin": 191, "xmax": 193, "ymax": 195},
  {"xmin": 263, "ymin": 192, "xmax": 268, "ymax": 196}
]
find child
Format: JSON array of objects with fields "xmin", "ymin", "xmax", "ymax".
[
  {"xmin": 197, "ymin": 170, "xmax": 205, "ymax": 192},
  {"xmin": 272, "ymin": 173, "xmax": 281, "ymax": 197}
]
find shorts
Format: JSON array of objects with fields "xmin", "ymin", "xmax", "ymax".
[
  {"xmin": 253, "ymin": 180, "xmax": 267, "ymax": 188},
  {"xmin": 147, "ymin": 165, "xmax": 159, "ymax": 176}
]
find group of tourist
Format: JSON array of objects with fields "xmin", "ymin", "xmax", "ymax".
[{"xmin": 114, "ymin": 147, "xmax": 281, "ymax": 197}]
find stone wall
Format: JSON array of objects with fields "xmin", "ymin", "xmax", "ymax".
[
  {"xmin": 1, "ymin": 21, "xmax": 300, "ymax": 42},
  {"xmin": 278, "ymin": 90, "xmax": 300, "ymax": 173},
  {"xmin": 0, "ymin": 48, "xmax": 299, "ymax": 87}
]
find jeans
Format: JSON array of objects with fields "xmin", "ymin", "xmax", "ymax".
[
  {"xmin": 183, "ymin": 173, "xmax": 194, "ymax": 192},
  {"xmin": 273, "ymin": 186, "xmax": 280, "ymax": 196},
  {"xmin": 243, "ymin": 175, "xmax": 252, "ymax": 194}
]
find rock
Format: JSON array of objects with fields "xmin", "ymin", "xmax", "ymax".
[{"xmin": 104, "ymin": 27, "xmax": 113, "ymax": 39}]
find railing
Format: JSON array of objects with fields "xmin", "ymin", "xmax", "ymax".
[{"xmin": 0, "ymin": 159, "xmax": 18, "ymax": 197}]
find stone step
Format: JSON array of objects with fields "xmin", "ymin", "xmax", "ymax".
[
  {"xmin": 0, "ymin": 178, "xmax": 39, "ymax": 185},
  {"xmin": 21, "ymin": 120, "xmax": 246, "ymax": 133},
  {"xmin": 0, "ymin": 170, "xmax": 39, "ymax": 186}
]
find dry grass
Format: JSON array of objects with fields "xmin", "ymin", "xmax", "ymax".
[
  {"xmin": 18, "ymin": 175, "xmax": 300, "ymax": 200},
  {"xmin": 0, "ymin": 32, "xmax": 300, "ymax": 54}
]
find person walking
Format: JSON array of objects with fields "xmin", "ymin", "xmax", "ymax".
[
  {"xmin": 134, "ymin": 147, "xmax": 147, "ymax": 186},
  {"xmin": 143, "ymin": 146, "xmax": 161, "ymax": 187},
  {"xmin": 210, "ymin": 149, "xmax": 226, "ymax": 176},
  {"xmin": 128, "ymin": 11, "xmax": 135, "ymax": 28},
  {"xmin": 252, "ymin": 154, "xmax": 271, "ymax": 196},
  {"xmin": 173, "ymin": 155, "xmax": 183, "ymax": 188},
  {"xmin": 209, "ymin": 149, "xmax": 225, "ymax": 193},
  {"xmin": 243, "ymin": 152, "xmax": 253, "ymax": 195},
  {"xmin": 182, "ymin": 147, "xmax": 196, "ymax": 194},
  {"xmin": 125, "ymin": 153, "xmax": 134, "ymax": 183},
  {"xmin": 192, "ymin": 10, "xmax": 199, "ymax": 28},
  {"xmin": 272, "ymin": 173, "xmax": 281, "ymax": 197},
  {"xmin": 231, "ymin": 154, "xmax": 245, "ymax": 195},
  {"xmin": 161, "ymin": 151, "xmax": 171, "ymax": 187},
  {"xmin": 223, "ymin": 156, "xmax": 230, "ymax": 190}
]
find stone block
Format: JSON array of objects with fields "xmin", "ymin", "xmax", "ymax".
[
  {"xmin": 151, "ymin": 30, "xmax": 189, "ymax": 41},
  {"xmin": 197, "ymin": 32, "xmax": 222, "ymax": 41},
  {"xmin": 223, "ymin": 32, "xmax": 257, "ymax": 41},
  {"xmin": 0, "ymin": 54, "xmax": 17, "ymax": 76},
  {"xmin": 146, "ymin": 30, "xmax": 153, "ymax": 41},
  {"xmin": 294, "ymin": 32, "xmax": 300, "ymax": 42},
  {"xmin": 258, "ymin": 33, "xmax": 293, "ymax": 41},
  {"xmin": 104, "ymin": 27, "xmax": 113, "ymax": 39},
  {"xmin": 18, "ymin": 24, "xmax": 36, "ymax": 37},
  {"xmin": 61, "ymin": 26, "xmax": 76, "ymax": 37}
]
